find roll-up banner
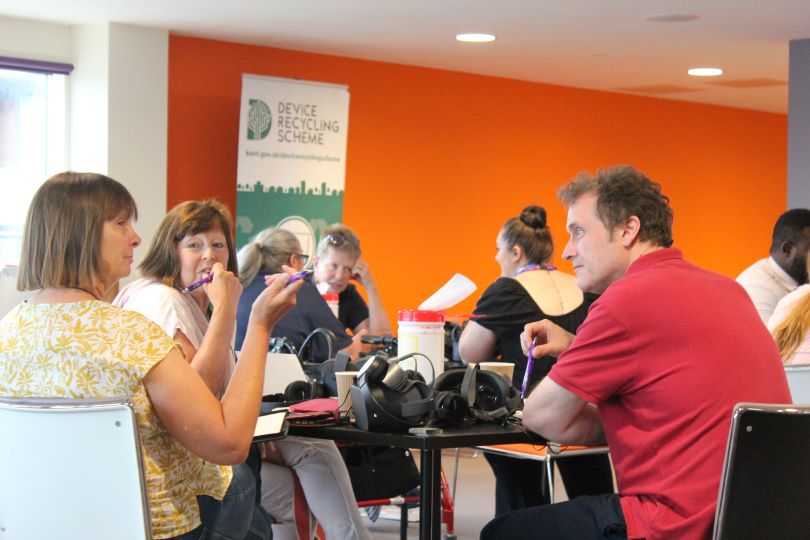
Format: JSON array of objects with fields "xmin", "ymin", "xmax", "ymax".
[{"xmin": 236, "ymin": 74, "xmax": 350, "ymax": 259}]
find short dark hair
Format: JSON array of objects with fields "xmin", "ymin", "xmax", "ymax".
[
  {"xmin": 770, "ymin": 209, "xmax": 810, "ymax": 254},
  {"xmin": 557, "ymin": 165, "xmax": 674, "ymax": 248},
  {"xmin": 501, "ymin": 205, "xmax": 553, "ymax": 264},
  {"xmin": 139, "ymin": 199, "xmax": 238, "ymax": 290},
  {"xmin": 18, "ymin": 172, "xmax": 137, "ymax": 291}
]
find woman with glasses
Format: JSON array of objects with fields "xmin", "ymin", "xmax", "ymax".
[
  {"xmin": 235, "ymin": 226, "xmax": 372, "ymax": 540},
  {"xmin": 236, "ymin": 227, "xmax": 365, "ymax": 360},
  {"xmin": 313, "ymin": 224, "xmax": 391, "ymax": 336}
]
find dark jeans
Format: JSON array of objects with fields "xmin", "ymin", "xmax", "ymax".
[
  {"xmin": 170, "ymin": 455, "xmax": 272, "ymax": 540},
  {"xmin": 481, "ymin": 493, "xmax": 627, "ymax": 540},
  {"xmin": 484, "ymin": 452, "xmax": 614, "ymax": 517}
]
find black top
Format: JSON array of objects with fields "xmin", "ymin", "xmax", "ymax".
[
  {"xmin": 338, "ymin": 284, "xmax": 370, "ymax": 332},
  {"xmin": 472, "ymin": 276, "xmax": 597, "ymax": 392},
  {"xmin": 236, "ymin": 273, "xmax": 353, "ymax": 360}
]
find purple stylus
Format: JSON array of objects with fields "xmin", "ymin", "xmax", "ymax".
[
  {"xmin": 521, "ymin": 337, "xmax": 536, "ymax": 399},
  {"xmin": 287, "ymin": 269, "xmax": 313, "ymax": 284},
  {"xmin": 181, "ymin": 274, "xmax": 213, "ymax": 293}
]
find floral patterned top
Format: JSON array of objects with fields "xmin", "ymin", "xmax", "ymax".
[{"xmin": 0, "ymin": 301, "xmax": 231, "ymax": 539}]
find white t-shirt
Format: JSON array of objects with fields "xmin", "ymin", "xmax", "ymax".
[
  {"xmin": 114, "ymin": 277, "xmax": 234, "ymax": 394},
  {"xmin": 736, "ymin": 257, "xmax": 798, "ymax": 323}
]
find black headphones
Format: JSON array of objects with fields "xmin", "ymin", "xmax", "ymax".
[
  {"xmin": 283, "ymin": 379, "xmax": 325, "ymax": 402},
  {"xmin": 351, "ymin": 355, "xmax": 435, "ymax": 432},
  {"xmin": 431, "ymin": 363, "xmax": 522, "ymax": 423}
]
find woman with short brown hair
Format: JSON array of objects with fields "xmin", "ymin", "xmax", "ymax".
[{"xmin": 1, "ymin": 172, "xmax": 299, "ymax": 539}]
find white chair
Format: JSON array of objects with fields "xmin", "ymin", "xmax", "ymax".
[
  {"xmin": 784, "ymin": 365, "xmax": 810, "ymax": 403},
  {"xmin": 0, "ymin": 396, "xmax": 152, "ymax": 540},
  {"xmin": 712, "ymin": 402, "xmax": 810, "ymax": 540}
]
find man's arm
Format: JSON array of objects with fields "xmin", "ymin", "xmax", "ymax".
[{"xmin": 523, "ymin": 376, "xmax": 605, "ymax": 445}]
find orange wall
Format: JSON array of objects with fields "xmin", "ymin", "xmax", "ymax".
[{"xmin": 168, "ymin": 35, "xmax": 787, "ymax": 325}]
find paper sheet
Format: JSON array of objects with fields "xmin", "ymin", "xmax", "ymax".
[{"xmin": 418, "ymin": 273, "xmax": 477, "ymax": 311}]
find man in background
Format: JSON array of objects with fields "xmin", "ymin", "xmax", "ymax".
[
  {"xmin": 737, "ymin": 208, "xmax": 810, "ymax": 322},
  {"xmin": 482, "ymin": 166, "xmax": 790, "ymax": 540}
]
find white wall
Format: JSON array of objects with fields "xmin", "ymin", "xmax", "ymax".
[
  {"xmin": 788, "ymin": 38, "xmax": 810, "ymax": 209},
  {"xmin": 107, "ymin": 22, "xmax": 168, "ymax": 275},
  {"xmin": 0, "ymin": 16, "xmax": 71, "ymax": 62},
  {"xmin": 0, "ymin": 18, "xmax": 168, "ymax": 317}
]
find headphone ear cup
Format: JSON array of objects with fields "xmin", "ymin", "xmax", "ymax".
[
  {"xmin": 405, "ymin": 369, "xmax": 425, "ymax": 384},
  {"xmin": 432, "ymin": 390, "xmax": 468, "ymax": 425},
  {"xmin": 310, "ymin": 381, "xmax": 326, "ymax": 399},
  {"xmin": 284, "ymin": 380, "xmax": 312, "ymax": 402},
  {"xmin": 364, "ymin": 356, "xmax": 389, "ymax": 384}
]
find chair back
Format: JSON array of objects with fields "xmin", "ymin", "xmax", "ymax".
[
  {"xmin": 0, "ymin": 396, "xmax": 152, "ymax": 540},
  {"xmin": 784, "ymin": 365, "xmax": 810, "ymax": 403},
  {"xmin": 712, "ymin": 403, "xmax": 810, "ymax": 540}
]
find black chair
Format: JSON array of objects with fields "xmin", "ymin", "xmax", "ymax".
[{"xmin": 712, "ymin": 403, "xmax": 810, "ymax": 540}]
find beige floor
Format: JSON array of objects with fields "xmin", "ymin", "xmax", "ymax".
[{"xmin": 364, "ymin": 448, "xmax": 570, "ymax": 540}]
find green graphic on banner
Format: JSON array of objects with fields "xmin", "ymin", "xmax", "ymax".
[
  {"xmin": 235, "ymin": 179, "xmax": 343, "ymax": 252},
  {"xmin": 247, "ymin": 99, "xmax": 272, "ymax": 140}
]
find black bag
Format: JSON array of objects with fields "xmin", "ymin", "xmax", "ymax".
[{"xmin": 340, "ymin": 445, "xmax": 420, "ymax": 501}]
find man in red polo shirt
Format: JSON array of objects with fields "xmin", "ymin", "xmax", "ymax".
[{"xmin": 481, "ymin": 166, "xmax": 790, "ymax": 540}]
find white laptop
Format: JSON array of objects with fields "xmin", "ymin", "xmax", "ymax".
[{"xmin": 261, "ymin": 352, "xmax": 309, "ymax": 396}]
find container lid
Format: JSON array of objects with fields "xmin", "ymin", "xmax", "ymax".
[
  {"xmin": 398, "ymin": 309, "xmax": 445, "ymax": 323},
  {"xmin": 322, "ymin": 293, "xmax": 339, "ymax": 302}
]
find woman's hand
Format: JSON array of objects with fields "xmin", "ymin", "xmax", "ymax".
[
  {"xmin": 351, "ymin": 260, "xmax": 374, "ymax": 289},
  {"xmin": 520, "ymin": 319, "xmax": 576, "ymax": 359},
  {"xmin": 204, "ymin": 262, "xmax": 242, "ymax": 309},
  {"xmin": 252, "ymin": 272, "xmax": 302, "ymax": 330}
]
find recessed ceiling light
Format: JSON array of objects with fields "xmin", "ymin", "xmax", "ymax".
[
  {"xmin": 688, "ymin": 67, "xmax": 724, "ymax": 77},
  {"xmin": 456, "ymin": 33, "xmax": 496, "ymax": 43},
  {"xmin": 645, "ymin": 14, "xmax": 699, "ymax": 22}
]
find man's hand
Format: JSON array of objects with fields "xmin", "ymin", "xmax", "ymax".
[{"xmin": 520, "ymin": 320, "xmax": 576, "ymax": 359}]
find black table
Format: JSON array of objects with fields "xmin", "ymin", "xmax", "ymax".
[{"xmin": 288, "ymin": 422, "xmax": 530, "ymax": 540}]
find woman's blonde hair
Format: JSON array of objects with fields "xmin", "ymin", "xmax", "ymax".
[
  {"xmin": 772, "ymin": 292, "xmax": 810, "ymax": 364},
  {"xmin": 17, "ymin": 172, "xmax": 137, "ymax": 292},
  {"xmin": 138, "ymin": 200, "xmax": 238, "ymax": 289},
  {"xmin": 237, "ymin": 228, "xmax": 301, "ymax": 286}
]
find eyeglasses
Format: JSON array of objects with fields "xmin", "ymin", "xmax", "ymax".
[{"xmin": 295, "ymin": 253, "xmax": 310, "ymax": 265}]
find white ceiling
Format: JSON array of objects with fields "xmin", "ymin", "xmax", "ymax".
[{"xmin": 3, "ymin": 0, "xmax": 809, "ymax": 114}]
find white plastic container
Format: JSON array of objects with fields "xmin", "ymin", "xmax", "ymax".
[
  {"xmin": 397, "ymin": 309, "xmax": 445, "ymax": 383},
  {"xmin": 323, "ymin": 293, "xmax": 339, "ymax": 318}
]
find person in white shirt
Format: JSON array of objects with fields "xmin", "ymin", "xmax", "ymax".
[
  {"xmin": 769, "ymin": 283, "xmax": 810, "ymax": 364},
  {"xmin": 736, "ymin": 208, "xmax": 810, "ymax": 322}
]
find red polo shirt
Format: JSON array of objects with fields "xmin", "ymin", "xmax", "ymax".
[{"xmin": 549, "ymin": 248, "xmax": 790, "ymax": 539}]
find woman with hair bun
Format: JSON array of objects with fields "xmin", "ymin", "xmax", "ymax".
[{"xmin": 459, "ymin": 205, "xmax": 613, "ymax": 517}]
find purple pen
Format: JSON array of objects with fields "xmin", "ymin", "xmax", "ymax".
[
  {"xmin": 521, "ymin": 337, "xmax": 536, "ymax": 398},
  {"xmin": 181, "ymin": 273, "xmax": 213, "ymax": 293},
  {"xmin": 287, "ymin": 268, "xmax": 313, "ymax": 284}
]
